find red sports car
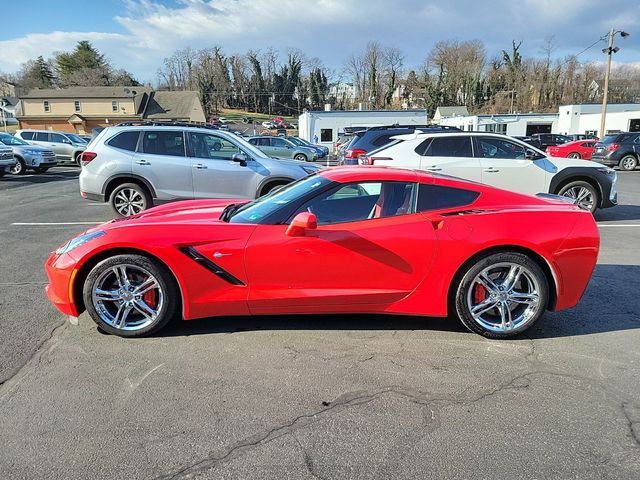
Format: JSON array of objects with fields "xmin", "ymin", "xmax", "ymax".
[
  {"xmin": 546, "ymin": 139, "xmax": 597, "ymax": 160},
  {"xmin": 45, "ymin": 167, "xmax": 599, "ymax": 339}
]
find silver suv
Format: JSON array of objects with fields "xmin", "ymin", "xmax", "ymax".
[
  {"xmin": 0, "ymin": 143, "xmax": 16, "ymax": 178},
  {"xmin": 0, "ymin": 132, "xmax": 57, "ymax": 174},
  {"xmin": 79, "ymin": 123, "xmax": 321, "ymax": 217},
  {"xmin": 16, "ymin": 129, "xmax": 86, "ymax": 165}
]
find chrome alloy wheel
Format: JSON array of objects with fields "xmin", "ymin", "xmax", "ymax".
[
  {"xmin": 114, "ymin": 188, "xmax": 145, "ymax": 216},
  {"xmin": 466, "ymin": 262, "xmax": 542, "ymax": 333},
  {"xmin": 91, "ymin": 264, "xmax": 164, "ymax": 331},
  {"xmin": 560, "ymin": 185, "xmax": 594, "ymax": 211}
]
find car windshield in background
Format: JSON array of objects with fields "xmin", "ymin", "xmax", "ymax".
[
  {"xmin": 0, "ymin": 135, "xmax": 28, "ymax": 146},
  {"xmin": 229, "ymin": 175, "xmax": 331, "ymax": 224},
  {"xmin": 66, "ymin": 133, "xmax": 87, "ymax": 144}
]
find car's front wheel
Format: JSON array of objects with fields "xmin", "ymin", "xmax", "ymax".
[
  {"xmin": 83, "ymin": 254, "xmax": 179, "ymax": 337},
  {"xmin": 454, "ymin": 252, "xmax": 549, "ymax": 339},
  {"xmin": 294, "ymin": 153, "xmax": 308, "ymax": 162},
  {"xmin": 557, "ymin": 180, "xmax": 599, "ymax": 213},
  {"xmin": 109, "ymin": 183, "xmax": 153, "ymax": 217},
  {"xmin": 619, "ymin": 155, "xmax": 638, "ymax": 171},
  {"xmin": 9, "ymin": 158, "xmax": 26, "ymax": 175}
]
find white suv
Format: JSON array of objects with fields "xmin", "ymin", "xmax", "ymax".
[{"xmin": 359, "ymin": 132, "xmax": 617, "ymax": 212}]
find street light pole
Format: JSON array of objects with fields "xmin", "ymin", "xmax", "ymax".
[
  {"xmin": 599, "ymin": 28, "xmax": 615, "ymax": 138},
  {"xmin": 599, "ymin": 28, "xmax": 629, "ymax": 137}
]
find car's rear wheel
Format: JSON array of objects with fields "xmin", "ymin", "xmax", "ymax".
[
  {"xmin": 9, "ymin": 158, "xmax": 25, "ymax": 175},
  {"xmin": 83, "ymin": 254, "xmax": 179, "ymax": 337},
  {"xmin": 454, "ymin": 252, "xmax": 549, "ymax": 339},
  {"xmin": 619, "ymin": 155, "xmax": 638, "ymax": 171},
  {"xmin": 294, "ymin": 153, "xmax": 307, "ymax": 162},
  {"xmin": 109, "ymin": 183, "xmax": 152, "ymax": 217},
  {"xmin": 567, "ymin": 152, "xmax": 581, "ymax": 159},
  {"xmin": 557, "ymin": 180, "xmax": 598, "ymax": 213}
]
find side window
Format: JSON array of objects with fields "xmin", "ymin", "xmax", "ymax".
[
  {"xmin": 141, "ymin": 131, "xmax": 185, "ymax": 157},
  {"xmin": 189, "ymin": 132, "xmax": 241, "ymax": 160},
  {"xmin": 580, "ymin": 142, "xmax": 592, "ymax": 148},
  {"xmin": 20, "ymin": 132, "xmax": 34, "ymax": 140},
  {"xmin": 417, "ymin": 184, "xmax": 480, "ymax": 212},
  {"xmin": 254, "ymin": 137, "xmax": 269, "ymax": 147},
  {"xmin": 476, "ymin": 137, "xmax": 525, "ymax": 159},
  {"xmin": 423, "ymin": 136, "xmax": 472, "ymax": 157},
  {"xmin": 107, "ymin": 131, "xmax": 140, "ymax": 152},
  {"xmin": 34, "ymin": 132, "xmax": 48, "ymax": 141},
  {"xmin": 295, "ymin": 181, "xmax": 416, "ymax": 225},
  {"xmin": 414, "ymin": 138, "xmax": 432, "ymax": 155},
  {"xmin": 50, "ymin": 133, "xmax": 66, "ymax": 143},
  {"xmin": 271, "ymin": 137, "xmax": 287, "ymax": 148}
]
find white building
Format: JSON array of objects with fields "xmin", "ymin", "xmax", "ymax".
[
  {"xmin": 298, "ymin": 109, "xmax": 429, "ymax": 146},
  {"xmin": 438, "ymin": 113, "xmax": 559, "ymax": 136},
  {"xmin": 433, "ymin": 106, "xmax": 469, "ymax": 122},
  {"xmin": 557, "ymin": 104, "xmax": 640, "ymax": 136},
  {"xmin": 328, "ymin": 82, "xmax": 356, "ymax": 102}
]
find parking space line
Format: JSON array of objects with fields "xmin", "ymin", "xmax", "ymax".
[
  {"xmin": 11, "ymin": 222, "xmax": 103, "ymax": 226},
  {"xmin": 597, "ymin": 224, "xmax": 640, "ymax": 227}
]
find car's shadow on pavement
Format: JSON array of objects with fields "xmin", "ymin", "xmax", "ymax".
[
  {"xmin": 1, "ymin": 169, "xmax": 80, "ymax": 187},
  {"xmin": 595, "ymin": 204, "xmax": 640, "ymax": 222},
  {"xmin": 152, "ymin": 264, "xmax": 639, "ymax": 341}
]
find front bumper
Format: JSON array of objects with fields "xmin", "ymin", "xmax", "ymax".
[
  {"xmin": 24, "ymin": 153, "xmax": 58, "ymax": 168},
  {"xmin": 45, "ymin": 251, "xmax": 80, "ymax": 317}
]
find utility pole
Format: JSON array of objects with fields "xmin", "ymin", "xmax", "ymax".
[{"xmin": 599, "ymin": 28, "xmax": 630, "ymax": 137}]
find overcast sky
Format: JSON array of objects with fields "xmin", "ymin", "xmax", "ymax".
[{"xmin": 1, "ymin": 0, "xmax": 639, "ymax": 84}]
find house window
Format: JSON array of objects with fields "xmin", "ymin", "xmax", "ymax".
[
  {"xmin": 74, "ymin": 101, "xmax": 81, "ymax": 113},
  {"xmin": 43, "ymin": 101, "xmax": 50, "ymax": 113},
  {"xmin": 112, "ymin": 101, "xmax": 119, "ymax": 113},
  {"xmin": 320, "ymin": 128, "xmax": 333, "ymax": 142}
]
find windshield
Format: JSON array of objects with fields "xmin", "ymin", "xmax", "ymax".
[
  {"xmin": 0, "ymin": 135, "xmax": 28, "ymax": 146},
  {"xmin": 229, "ymin": 174, "xmax": 331, "ymax": 224},
  {"xmin": 65, "ymin": 133, "xmax": 87, "ymax": 144},
  {"xmin": 287, "ymin": 137, "xmax": 305, "ymax": 147}
]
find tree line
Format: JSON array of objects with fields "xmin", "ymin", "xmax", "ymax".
[{"xmin": 3, "ymin": 39, "xmax": 640, "ymax": 117}]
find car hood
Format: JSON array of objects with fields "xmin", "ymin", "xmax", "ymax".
[
  {"xmin": 11, "ymin": 144, "xmax": 52, "ymax": 153},
  {"xmin": 103, "ymin": 199, "xmax": 251, "ymax": 229},
  {"xmin": 546, "ymin": 156, "xmax": 604, "ymax": 169}
]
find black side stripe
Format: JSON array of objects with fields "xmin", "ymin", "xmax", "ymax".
[{"xmin": 179, "ymin": 247, "xmax": 246, "ymax": 286}]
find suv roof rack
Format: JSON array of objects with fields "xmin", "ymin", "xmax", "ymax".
[
  {"xmin": 115, "ymin": 121, "xmax": 219, "ymax": 130},
  {"xmin": 364, "ymin": 124, "xmax": 461, "ymax": 131}
]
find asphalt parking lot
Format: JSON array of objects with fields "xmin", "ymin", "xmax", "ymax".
[{"xmin": 1, "ymin": 167, "xmax": 639, "ymax": 479}]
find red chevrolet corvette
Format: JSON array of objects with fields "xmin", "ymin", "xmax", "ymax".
[{"xmin": 45, "ymin": 167, "xmax": 599, "ymax": 339}]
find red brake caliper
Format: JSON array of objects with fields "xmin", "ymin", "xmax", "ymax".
[
  {"xmin": 473, "ymin": 283, "xmax": 487, "ymax": 305},
  {"xmin": 142, "ymin": 276, "xmax": 157, "ymax": 308}
]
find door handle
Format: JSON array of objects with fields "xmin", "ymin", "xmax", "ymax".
[
  {"xmin": 136, "ymin": 160, "xmax": 151, "ymax": 165},
  {"xmin": 483, "ymin": 168, "xmax": 500, "ymax": 173},
  {"xmin": 425, "ymin": 166, "xmax": 442, "ymax": 171},
  {"xmin": 193, "ymin": 163, "xmax": 208, "ymax": 169}
]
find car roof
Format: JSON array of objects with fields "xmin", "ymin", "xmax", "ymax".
[{"xmin": 319, "ymin": 166, "xmax": 433, "ymax": 184}]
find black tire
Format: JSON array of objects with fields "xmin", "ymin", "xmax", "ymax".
[
  {"xmin": 567, "ymin": 152, "xmax": 581, "ymax": 159},
  {"xmin": 619, "ymin": 155, "xmax": 638, "ymax": 171},
  {"xmin": 294, "ymin": 153, "xmax": 307, "ymax": 162},
  {"xmin": 454, "ymin": 252, "xmax": 549, "ymax": 339},
  {"xmin": 109, "ymin": 182, "xmax": 153, "ymax": 217},
  {"xmin": 260, "ymin": 181, "xmax": 290, "ymax": 197},
  {"xmin": 556, "ymin": 180, "xmax": 599, "ymax": 213},
  {"xmin": 0, "ymin": 169, "xmax": 5, "ymax": 178},
  {"xmin": 74, "ymin": 153, "xmax": 82, "ymax": 166},
  {"xmin": 9, "ymin": 158, "xmax": 26, "ymax": 175},
  {"xmin": 34, "ymin": 167, "xmax": 50, "ymax": 174},
  {"xmin": 83, "ymin": 254, "xmax": 180, "ymax": 337}
]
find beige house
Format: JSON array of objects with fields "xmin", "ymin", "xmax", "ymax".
[{"xmin": 16, "ymin": 86, "xmax": 205, "ymax": 134}]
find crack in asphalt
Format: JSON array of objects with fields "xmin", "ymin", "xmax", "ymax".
[{"xmin": 0, "ymin": 319, "xmax": 67, "ymax": 395}]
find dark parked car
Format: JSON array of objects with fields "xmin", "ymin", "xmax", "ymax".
[
  {"xmin": 591, "ymin": 132, "xmax": 640, "ymax": 171},
  {"xmin": 513, "ymin": 136, "xmax": 543, "ymax": 150},
  {"xmin": 530, "ymin": 133, "xmax": 571, "ymax": 151},
  {"xmin": 340, "ymin": 124, "xmax": 461, "ymax": 165}
]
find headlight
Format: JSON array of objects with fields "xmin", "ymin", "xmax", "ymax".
[
  {"xmin": 56, "ymin": 230, "xmax": 105, "ymax": 254},
  {"xmin": 596, "ymin": 167, "xmax": 616, "ymax": 175},
  {"xmin": 301, "ymin": 166, "xmax": 318, "ymax": 175},
  {"xmin": 25, "ymin": 149, "xmax": 42, "ymax": 155}
]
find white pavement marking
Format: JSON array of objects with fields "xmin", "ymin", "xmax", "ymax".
[
  {"xmin": 597, "ymin": 224, "xmax": 640, "ymax": 227},
  {"xmin": 11, "ymin": 222, "xmax": 103, "ymax": 226}
]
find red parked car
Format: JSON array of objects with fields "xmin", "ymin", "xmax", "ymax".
[
  {"xmin": 546, "ymin": 139, "xmax": 597, "ymax": 160},
  {"xmin": 45, "ymin": 167, "xmax": 599, "ymax": 339}
]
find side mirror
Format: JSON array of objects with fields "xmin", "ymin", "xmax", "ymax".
[
  {"xmin": 285, "ymin": 212, "xmax": 317, "ymax": 237},
  {"xmin": 231, "ymin": 152, "xmax": 248, "ymax": 166},
  {"xmin": 525, "ymin": 149, "xmax": 541, "ymax": 160}
]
